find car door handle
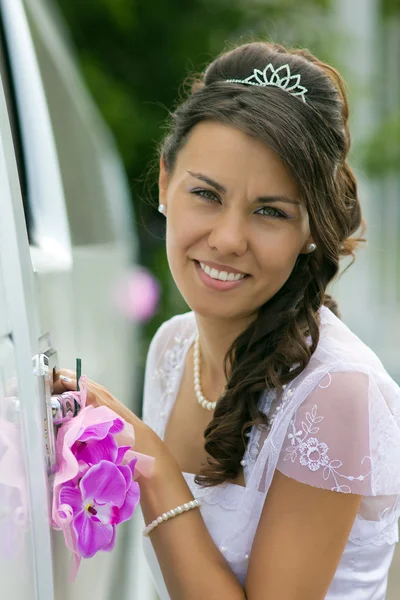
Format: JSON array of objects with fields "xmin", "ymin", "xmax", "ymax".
[{"xmin": 32, "ymin": 345, "xmax": 58, "ymax": 477}]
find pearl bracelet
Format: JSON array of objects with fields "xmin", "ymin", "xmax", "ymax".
[{"xmin": 143, "ymin": 499, "xmax": 201, "ymax": 537}]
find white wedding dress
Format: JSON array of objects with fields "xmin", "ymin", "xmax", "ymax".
[{"xmin": 142, "ymin": 305, "xmax": 400, "ymax": 599}]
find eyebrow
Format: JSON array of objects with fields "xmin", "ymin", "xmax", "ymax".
[{"xmin": 186, "ymin": 170, "xmax": 301, "ymax": 206}]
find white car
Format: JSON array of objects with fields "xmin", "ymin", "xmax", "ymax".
[{"xmin": 0, "ymin": 0, "xmax": 155, "ymax": 598}]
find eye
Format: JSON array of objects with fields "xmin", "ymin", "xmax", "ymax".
[
  {"xmin": 256, "ymin": 206, "xmax": 288, "ymax": 220},
  {"xmin": 191, "ymin": 188, "xmax": 220, "ymax": 203},
  {"xmin": 191, "ymin": 189, "xmax": 288, "ymax": 219}
]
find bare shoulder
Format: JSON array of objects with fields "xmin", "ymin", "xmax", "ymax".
[{"xmin": 245, "ymin": 469, "xmax": 362, "ymax": 600}]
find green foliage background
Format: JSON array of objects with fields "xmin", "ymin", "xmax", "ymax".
[{"xmin": 54, "ymin": 0, "xmax": 399, "ymax": 347}]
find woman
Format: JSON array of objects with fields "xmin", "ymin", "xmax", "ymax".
[{"xmin": 54, "ymin": 41, "xmax": 400, "ymax": 599}]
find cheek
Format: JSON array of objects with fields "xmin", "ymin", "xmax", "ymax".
[
  {"xmin": 256, "ymin": 226, "xmax": 301, "ymax": 263},
  {"xmin": 166, "ymin": 217, "xmax": 193, "ymax": 258},
  {"xmin": 266, "ymin": 247, "xmax": 299, "ymax": 271},
  {"xmin": 165, "ymin": 212, "xmax": 200, "ymax": 283},
  {"xmin": 255, "ymin": 234, "xmax": 302, "ymax": 287},
  {"xmin": 166, "ymin": 203, "xmax": 204, "ymax": 253}
]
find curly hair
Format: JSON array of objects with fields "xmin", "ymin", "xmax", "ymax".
[{"xmin": 159, "ymin": 41, "xmax": 366, "ymax": 487}]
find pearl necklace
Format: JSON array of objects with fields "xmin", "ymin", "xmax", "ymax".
[
  {"xmin": 194, "ymin": 332, "xmax": 294, "ymax": 423},
  {"xmin": 193, "ymin": 333, "xmax": 218, "ymax": 411},
  {"xmin": 194, "ymin": 331, "xmax": 295, "ymax": 473}
]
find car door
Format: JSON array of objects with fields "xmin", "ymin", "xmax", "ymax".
[
  {"xmin": 0, "ymin": 69, "xmax": 56, "ymax": 600},
  {"xmin": 0, "ymin": 0, "xmax": 154, "ymax": 598}
]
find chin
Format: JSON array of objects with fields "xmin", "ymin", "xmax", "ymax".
[{"xmin": 183, "ymin": 295, "xmax": 253, "ymax": 323}]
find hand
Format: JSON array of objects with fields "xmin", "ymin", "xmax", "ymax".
[
  {"xmin": 52, "ymin": 368, "xmax": 163, "ymax": 461},
  {"xmin": 53, "ymin": 368, "xmax": 128, "ymax": 415},
  {"xmin": 52, "ymin": 368, "xmax": 98, "ymax": 404}
]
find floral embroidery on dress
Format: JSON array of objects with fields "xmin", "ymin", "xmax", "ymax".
[
  {"xmin": 154, "ymin": 335, "xmax": 190, "ymax": 393},
  {"xmin": 299, "ymin": 437, "xmax": 329, "ymax": 471},
  {"xmin": 150, "ymin": 333, "xmax": 193, "ymax": 437},
  {"xmin": 283, "ymin": 404, "xmax": 372, "ymax": 493},
  {"xmin": 243, "ymin": 390, "xmax": 276, "ymax": 468},
  {"xmin": 247, "ymin": 439, "xmax": 261, "ymax": 462}
]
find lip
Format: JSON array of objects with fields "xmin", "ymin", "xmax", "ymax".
[
  {"xmin": 193, "ymin": 260, "xmax": 249, "ymax": 291},
  {"xmin": 195, "ymin": 259, "xmax": 248, "ymax": 276}
]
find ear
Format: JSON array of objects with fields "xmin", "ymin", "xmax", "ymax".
[{"xmin": 159, "ymin": 155, "xmax": 169, "ymax": 204}]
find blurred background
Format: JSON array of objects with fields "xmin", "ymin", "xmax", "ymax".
[{"xmin": 0, "ymin": 0, "xmax": 399, "ymax": 598}]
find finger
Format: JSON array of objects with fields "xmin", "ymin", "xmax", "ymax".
[
  {"xmin": 52, "ymin": 379, "xmax": 76, "ymax": 395},
  {"xmin": 52, "ymin": 369, "xmax": 77, "ymax": 394},
  {"xmin": 53, "ymin": 368, "xmax": 75, "ymax": 383},
  {"xmin": 60, "ymin": 376, "xmax": 77, "ymax": 390}
]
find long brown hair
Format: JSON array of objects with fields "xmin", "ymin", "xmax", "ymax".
[{"xmin": 160, "ymin": 41, "xmax": 366, "ymax": 487}]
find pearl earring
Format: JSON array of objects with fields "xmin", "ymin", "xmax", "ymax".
[
  {"xmin": 307, "ymin": 243, "xmax": 316, "ymax": 252},
  {"xmin": 158, "ymin": 204, "xmax": 167, "ymax": 215}
]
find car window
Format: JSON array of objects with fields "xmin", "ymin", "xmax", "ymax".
[
  {"xmin": 24, "ymin": 3, "xmax": 121, "ymax": 246},
  {"xmin": 0, "ymin": 17, "xmax": 32, "ymax": 241}
]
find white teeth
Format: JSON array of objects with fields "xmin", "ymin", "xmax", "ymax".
[{"xmin": 199, "ymin": 262, "xmax": 246, "ymax": 281}]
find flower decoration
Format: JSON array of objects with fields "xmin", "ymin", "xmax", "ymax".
[
  {"xmin": 52, "ymin": 375, "xmax": 154, "ymax": 579},
  {"xmin": 59, "ymin": 459, "xmax": 139, "ymax": 558},
  {"xmin": 298, "ymin": 437, "xmax": 329, "ymax": 472}
]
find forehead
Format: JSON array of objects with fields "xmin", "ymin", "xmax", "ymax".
[{"xmin": 173, "ymin": 120, "xmax": 300, "ymax": 198}]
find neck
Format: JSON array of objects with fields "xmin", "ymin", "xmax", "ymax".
[{"xmin": 193, "ymin": 313, "xmax": 254, "ymax": 388}]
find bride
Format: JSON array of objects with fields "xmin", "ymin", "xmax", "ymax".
[{"xmin": 54, "ymin": 41, "xmax": 400, "ymax": 599}]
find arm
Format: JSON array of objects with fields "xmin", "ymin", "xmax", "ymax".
[
  {"xmin": 245, "ymin": 371, "xmax": 369, "ymax": 598},
  {"xmin": 140, "ymin": 436, "xmax": 246, "ymax": 600},
  {"xmin": 245, "ymin": 469, "xmax": 361, "ymax": 599}
]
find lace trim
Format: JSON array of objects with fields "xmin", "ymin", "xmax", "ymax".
[
  {"xmin": 282, "ymin": 402, "xmax": 372, "ymax": 493},
  {"xmin": 152, "ymin": 334, "xmax": 192, "ymax": 437},
  {"xmin": 187, "ymin": 477, "xmax": 245, "ymax": 510},
  {"xmin": 154, "ymin": 334, "xmax": 190, "ymax": 395},
  {"xmin": 244, "ymin": 390, "xmax": 276, "ymax": 473},
  {"xmin": 349, "ymin": 515, "xmax": 400, "ymax": 546},
  {"xmin": 369, "ymin": 379, "xmax": 400, "ymax": 496}
]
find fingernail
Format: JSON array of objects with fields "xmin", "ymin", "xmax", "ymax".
[{"xmin": 60, "ymin": 376, "xmax": 73, "ymax": 383}]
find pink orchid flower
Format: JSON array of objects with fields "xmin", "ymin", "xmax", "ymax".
[
  {"xmin": 59, "ymin": 459, "xmax": 140, "ymax": 558},
  {"xmin": 52, "ymin": 376, "xmax": 154, "ymax": 492},
  {"xmin": 70, "ymin": 417, "xmax": 126, "ymax": 467},
  {"xmin": 52, "ymin": 375, "xmax": 154, "ymax": 578}
]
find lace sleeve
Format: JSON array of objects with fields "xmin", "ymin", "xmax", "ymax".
[
  {"xmin": 141, "ymin": 322, "xmax": 168, "ymax": 427},
  {"xmin": 141, "ymin": 311, "xmax": 195, "ymax": 430},
  {"xmin": 276, "ymin": 368, "xmax": 400, "ymax": 497}
]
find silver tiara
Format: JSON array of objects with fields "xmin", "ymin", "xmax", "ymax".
[{"xmin": 225, "ymin": 63, "xmax": 308, "ymax": 103}]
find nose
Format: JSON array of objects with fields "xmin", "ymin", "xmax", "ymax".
[{"xmin": 207, "ymin": 210, "xmax": 248, "ymax": 256}]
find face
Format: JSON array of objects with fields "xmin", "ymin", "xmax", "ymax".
[{"xmin": 159, "ymin": 121, "xmax": 314, "ymax": 324}]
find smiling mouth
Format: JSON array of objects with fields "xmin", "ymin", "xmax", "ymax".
[
  {"xmin": 196, "ymin": 260, "xmax": 249, "ymax": 280},
  {"xmin": 193, "ymin": 260, "xmax": 251, "ymax": 293}
]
